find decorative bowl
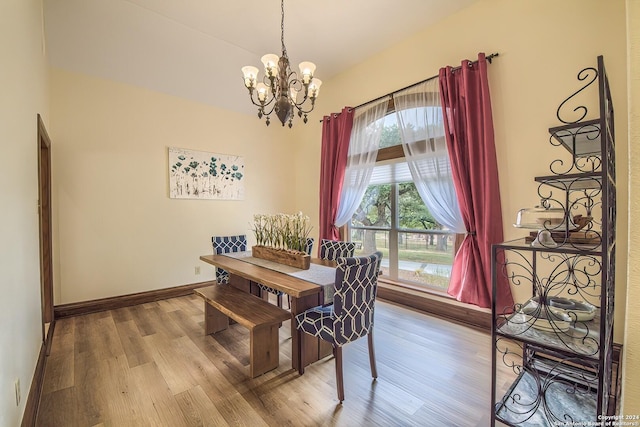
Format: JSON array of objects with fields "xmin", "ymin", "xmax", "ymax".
[
  {"xmin": 520, "ymin": 298, "xmax": 572, "ymax": 332},
  {"xmin": 528, "ymin": 296, "xmax": 597, "ymax": 323},
  {"xmin": 548, "ymin": 296, "xmax": 575, "ymax": 310}
]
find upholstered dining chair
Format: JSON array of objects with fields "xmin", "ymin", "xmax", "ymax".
[
  {"xmin": 259, "ymin": 237, "xmax": 315, "ymax": 309},
  {"xmin": 211, "ymin": 235, "xmax": 247, "ymax": 284},
  {"xmin": 319, "ymin": 239, "xmax": 356, "ymax": 261},
  {"xmin": 295, "ymin": 251, "xmax": 383, "ymax": 402},
  {"xmin": 304, "ymin": 237, "xmax": 315, "ymax": 256}
]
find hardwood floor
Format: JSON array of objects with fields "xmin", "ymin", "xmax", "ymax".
[{"xmin": 37, "ymin": 294, "xmax": 512, "ymax": 426}]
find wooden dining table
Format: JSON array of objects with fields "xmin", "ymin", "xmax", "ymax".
[{"xmin": 199, "ymin": 253, "xmax": 335, "ymax": 373}]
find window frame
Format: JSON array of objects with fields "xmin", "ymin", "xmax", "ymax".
[{"xmin": 346, "ymin": 101, "xmax": 463, "ymax": 294}]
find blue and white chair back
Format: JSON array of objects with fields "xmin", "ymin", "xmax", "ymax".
[
  {"xmin": 296, "ymin": 252, "xmax": 381, "ymax": 346},
  {"xmin": 294, "ymin": 251, "xmax": 382, "ymax": 401},
  {"xmin": 304, "ymin": 237, "xmax": 315, "ymax": 256},
  {"xmin": 319, "ymin": 239, "xmax": 356, "ymax": 261},
  {"xmin": 332, "ymin": 252, "xmax": 382, "ymax": 345},
  {"xmin": 211, "ymin": 235, "xmax": 247, "ymax": 284}
]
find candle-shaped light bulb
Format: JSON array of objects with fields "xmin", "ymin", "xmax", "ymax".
[
  {"xmin": 256, "ymin": 83, "xmax": 269, "ymax": 103},
  {"xmin": 241, "ymin": 66, "xmax": 259, "ymax": 89},
  {"xmin": 308, "ymin": 78, "xmax": 322, "ymax": 98},
  {"xmin": 261, "ymin": 54, "xmax": 280, "ymax": 77},
  {"xmin": 299, "ymin": 61, "xmax": 316, "ymax": 85}
]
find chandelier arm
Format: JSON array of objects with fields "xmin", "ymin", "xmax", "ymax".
[
  {"xmin": 287, "ymin": 76, "xmax": 312, "ymax": 110},
  {"xmin": 287, "ymin": 75, "xmax": 307, "ymax": 92},
  {"xmin": 291, "ymin": 98, "xmax": 316, "ymax": 115},
  {"xmin": 245, "ymin": 89, "xmax": 277, "ymax": 112},
  {"xmin": 244, "ymin": 71, "xmax": 280, "ymax": 112},
  {"xmin": 257, "ymin": 98, "xmax": 278, "ymax": 116},
  {"xmin": 244, "ymin": 87, "xmax": 278, "ymax": 121},
  {"xmin": 288, "ymin": 76, "xmax": 310, "ymax": 100}
]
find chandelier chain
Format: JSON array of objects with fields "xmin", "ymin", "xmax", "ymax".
[{"xmin": 280, "ymin": 0, "xmax": 287, "ymax": 57}]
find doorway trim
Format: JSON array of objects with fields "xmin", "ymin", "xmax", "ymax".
[{"xmin": 37, "ymin": 114, "xmax": 53, "ymax": 334}]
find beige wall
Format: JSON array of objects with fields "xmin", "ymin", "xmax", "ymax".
[
  {"xmin": 0, "ymin": 0, "xmax": 49, "ymax": 424},
  {"xmin": 293, "ymin": 0, "xmax": 635, "ymax": 411},
  {"xmin": 24, "ymin": 0, "xmax": 637, "ymax": 418},
  {"xmin": 50, "ymin": 69, "xmax": 298, "ymax": 303},
  {"xmin": 623, "ymin": 0, "xmax": 640, "ymax": 415}
]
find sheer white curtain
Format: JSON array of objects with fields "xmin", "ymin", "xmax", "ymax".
[
  {"xmin": 393, "ymin": 79, "xmax": 465, "ymax": 232},
  {"xmin": 334, "ymin": 97, "xmax": 389, "ymax": 228}
]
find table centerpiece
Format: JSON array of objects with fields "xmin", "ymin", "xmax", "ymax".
[{"xmin": 252, "ymin": 212, "xmax": 312, "ymax": 269}]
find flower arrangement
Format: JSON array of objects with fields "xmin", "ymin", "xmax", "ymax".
[{"xmin": 252, "ymin": 212, "xmax": 312, "ymax": 254}]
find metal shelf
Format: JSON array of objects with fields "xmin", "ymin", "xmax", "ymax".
[
  {"xmin": 534, "ymin": 172, "xmax": 602, "ymax": 190},
  {"xmin": 495, "ymin": 369, "xmax": 597, "ymax": 426},
  {"xmin": 549, "ymin": 119, "xmax": 601, "ymax": 158},
  {"xmin": 495, "ymin": 237, "xmax": 602, "ymax": 255},
  {"xmin": 491, "ymin": 56, "xmax": 616, "ymax": 425},
  {"xmin": 496, "ymin": 311, "xmax": 601, "ymax": 359}
]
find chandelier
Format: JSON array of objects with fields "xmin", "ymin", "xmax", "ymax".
[{"xmin": 241, "ymin": 0, "xmax": 322, "ymax": 128}]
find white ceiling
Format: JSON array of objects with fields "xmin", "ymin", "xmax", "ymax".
[{"xmin": 43, "ymin": 0, "xmax": 478, "ymax": 116}]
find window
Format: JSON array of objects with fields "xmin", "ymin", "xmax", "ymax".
[{"xmin": 348, "ymin": 108, "xmax": 460, "ymax": 292}]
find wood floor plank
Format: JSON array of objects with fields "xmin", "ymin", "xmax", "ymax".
[
  {"xmin": 71, "ymin": 353, "xmax": 115, "ymax": 426},
  {"xmin": 42, "ymin": 318, "xmax": 75, "ymax": 394},
  {"xmin": 38, "ymin": 295, "xmax": 508, "ymax": 426},
  {"xmin": 146, "ymin": 302, "xmax": 188, "ymax": 340},
  {"xmin": 113, "ymin": 318, "xmax": 153, "ymax": 368},
  {"xmin": 74, "ymin": 312, "xmax": 125, "ymax": 360},
  {"xmin": 174, "ymin": 385, "xmax": 229, "ymax": 427},
  {"xmin": 41, "ymin": 351, "xmax": 74, "ymax": 394},
  {"xmin": 129, "ymin": 361, "xmax": 191, "ymax": 426},
  {"xmin": 128, "ymin": 304, "xmax": 158, "ymax": 337},
  {"xmin": 144, "ymin": 334, "xmax": 209, "ymax": 395},
  {"xmin": 240, "ymin": 372, "xmax": 328, "ymax": 427},
  {"xmin": 169, "ymin": 294, "xmax": 205, "ymax": 317},
  {"xmin": 110, "ymin": 305, "xmax": 134, "ymax": 324},
  {"xmin": 91, "ymin": 355, "xmax": 136, "ymax": 427}
]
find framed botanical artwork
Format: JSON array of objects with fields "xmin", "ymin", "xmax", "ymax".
[{"xmin": 168, "ymin": 147, "xmax": 245, "ymax": 200}]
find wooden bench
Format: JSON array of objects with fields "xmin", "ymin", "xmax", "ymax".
[{"xmin": 194, "ymin": 285, "xmax": 291, "ymax": 378}]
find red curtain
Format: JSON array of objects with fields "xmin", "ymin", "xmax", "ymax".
[
  {"xmin": 439, "ymin": 53, "xmax": 514, "ymax": 310},
  {"xmin": 319, "ymin": 107, "xmax": 354, "ymax": 241}
]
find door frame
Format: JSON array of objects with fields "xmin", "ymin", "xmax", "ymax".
[{"xmin": 37, "ymin": 114, "xmax": 53, "ymax": 335}]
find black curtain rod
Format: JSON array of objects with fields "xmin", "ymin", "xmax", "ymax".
[{"xmin": 321, "ymin": 52, "xmax": 499, "ymax": 121}]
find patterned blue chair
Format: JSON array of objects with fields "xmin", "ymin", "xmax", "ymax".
[
  {"xmin": 319, "ymin": 239, "xmax": 356, "ymax": 261},
  {"xmin": 259, "ymin": 237, "xmax": 315, "ymax": 308},
  {"xmin": 295, "ymin": 252, "xmax": 382, "ymax": 402},
  {"xmin": 304, "ymin": 237, "xmax": 315, "ymax": 256},
  {"xmin": 211, "ymin": 235, "xmax": 247, "ymax": 284}
]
